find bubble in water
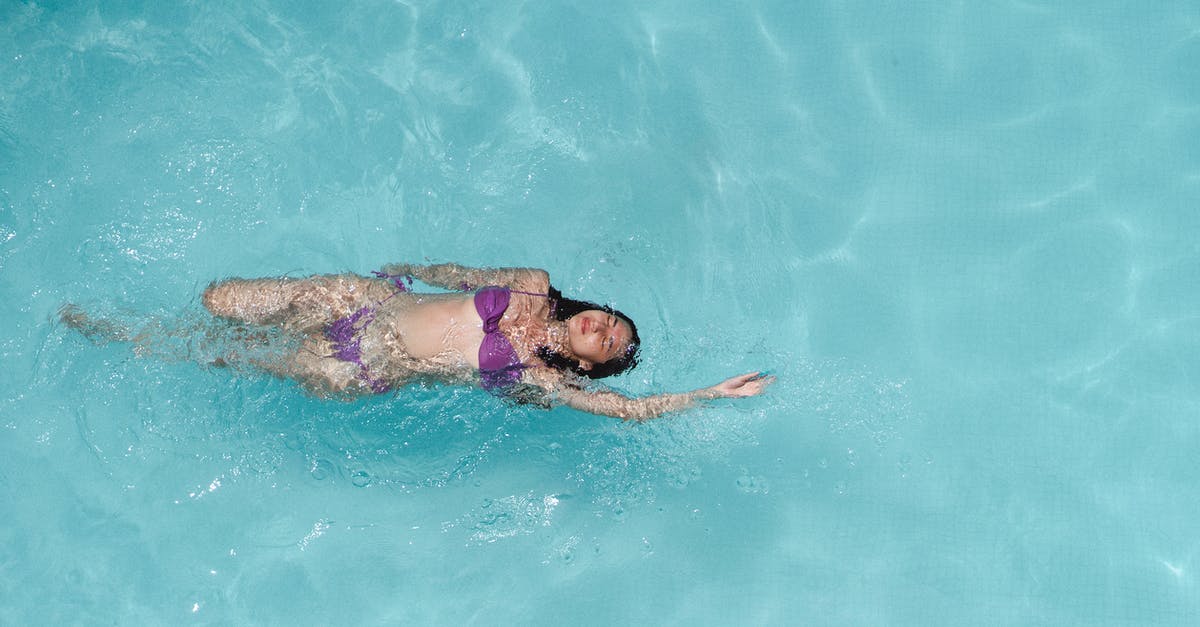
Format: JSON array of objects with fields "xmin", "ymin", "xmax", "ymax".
[
  {"xmin": 283, "ymin": 432, "xmax": 305, "ymax": 451},
  {"xmin": 309, "ymin": 458, "xmax": 334, "ymax": 481},
  {"xmin": 640, "ymin": 537, "xmax": 654, "ymax": 556},
  {"xmin": 479, "ymin": 511, "xmax": 511, "ymax": 527},
  {"xmin": 350, "ymin": 469, "xmax": 372, "ymax": 488},
  {"xmin": 735, "ymin": 472, "xmax": 769, "ymax": 495},
  {"xmin": 544, "ymin": 535, "xmax": 581, "ymax": 566},
  {"xmin": 241, "ymin": 446, "xmax": 280, "ymax": 476},
  {"xmin": 447, "ymin": 492, "xmax": 562, "ymax": 544}
]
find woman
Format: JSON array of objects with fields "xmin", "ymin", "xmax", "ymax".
[{"xmin": 70, "ymin": 262, "xmax": 774, "ymax": 420}]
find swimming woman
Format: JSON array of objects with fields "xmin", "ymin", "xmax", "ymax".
[{"xmin": 64, "ymin": 262, "xmax": 773, "ymax": 420}]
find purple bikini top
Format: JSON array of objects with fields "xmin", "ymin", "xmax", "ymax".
[{"xmin": 475, "ymin": 286, "xmax": 545, "ymax": 391}]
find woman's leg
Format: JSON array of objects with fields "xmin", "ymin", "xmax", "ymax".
[
  {"xmin": 61, "ymin": 303, "xmax": 292, "ymax": 367},
  {"xmin": 247, "ymin": 335, "xmax": 358, "ymax": 397},
  {"xmin": 250, "ymin": 334, "xmax": 416, "ymax": 399},
  {"xmin": 66, "ymin": 275, "xmax": 410, "ymax": 397},
  {"xmin": 202, "ymin": 274, "xmax": 392, "ymax": 332},
  {"xmin": 59, "ymin": 304, "xmax": 132, "ymax": 342}
]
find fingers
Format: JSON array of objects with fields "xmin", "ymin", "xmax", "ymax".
[
  {"xmin": 736, "ymin": 372, "xmax": 774, "ymax": 385},
  {"xmin": 711, "ymin": 372, "xmax": 775, "ymax": 398},
  {"xmin": 728, "ymin": 372, "xmax": 762, "ymax": 385},
  {"xmin": 736, "ymin": 374, "xmax": 775, "ymax": 397}
]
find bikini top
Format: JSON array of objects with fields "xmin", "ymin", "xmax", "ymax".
[{"xmin": 475, "ymin": 286, "xmax": 547, "ymax": 391}]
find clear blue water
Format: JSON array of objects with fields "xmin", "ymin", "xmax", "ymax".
[{"xmin": 2, "ymin": 1, "xmax": 1198, "ymax": 624}]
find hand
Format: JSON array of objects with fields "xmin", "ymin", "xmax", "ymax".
[{"xmin": 708, "ymin": 372, "xmax": 775, "ymax": 398}]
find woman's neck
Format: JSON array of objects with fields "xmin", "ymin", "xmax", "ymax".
[{"xmin": 540, "ymin": 318, "xmax": 571, "ymax": 357}]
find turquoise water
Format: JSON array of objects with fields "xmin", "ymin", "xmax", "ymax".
[{"xmin": 2, "ymin": 0, "xmax": 1199, "ymax": 624}]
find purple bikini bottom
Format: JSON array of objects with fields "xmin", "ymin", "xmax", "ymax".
[{"xmin": 323, "ymin": 271, "xmax": 411, "ymax": 394}]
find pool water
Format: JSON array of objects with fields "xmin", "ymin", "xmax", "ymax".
[{"xmin": 2, "ymin": 1, "xmax": 1198, "ymax": 624}]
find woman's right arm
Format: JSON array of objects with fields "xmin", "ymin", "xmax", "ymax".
[{"xmin": 380, "ymin": 262, "xmax": 549, "ymax": 292}]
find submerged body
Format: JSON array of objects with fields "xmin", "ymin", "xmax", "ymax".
[
  {"xmin": 200, "ymin": 270, "xmax": 556, "ymax": 396},
  {"xmin": 70, "ymin": 262, "xmax": 772, "ymax": 419}
]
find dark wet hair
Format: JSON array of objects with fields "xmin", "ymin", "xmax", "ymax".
[{"xmin": 535, "ymin": 286, "xmax": 640, "ymax": 379}]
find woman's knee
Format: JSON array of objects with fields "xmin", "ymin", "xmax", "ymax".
[
  {"xmin": 202, "ymin": 281, "xmax": 228, "ymax": 315},
  {"xmin": 202, "ymin": 280, "xmax": 249, "ymax": 318}
]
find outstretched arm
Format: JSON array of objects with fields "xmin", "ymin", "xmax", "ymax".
[
  {"xmin": 537, "ymin": 372, "xmax": 774, "ymax": 421},
  {"xmin": 380, "ymin": 262, "xmax": 549, "ymax": 292}
]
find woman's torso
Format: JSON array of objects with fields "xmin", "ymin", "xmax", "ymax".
[{"xmin": 366, "ymin": 290, "xmax": 550, "ymax": 375}]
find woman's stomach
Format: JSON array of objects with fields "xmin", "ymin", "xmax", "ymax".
[{"xmin": 376, "ymin": 293, "xmax": 484, "ymax": 368}]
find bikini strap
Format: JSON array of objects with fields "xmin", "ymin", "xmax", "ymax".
[{"xmin": 508, "ymin": 289, "xmax": 549, "ymax": 298}]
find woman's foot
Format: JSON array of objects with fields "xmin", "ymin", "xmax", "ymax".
[{"xmin": 59, "ymin": 304, "xmax": 131, "ymax": 343}]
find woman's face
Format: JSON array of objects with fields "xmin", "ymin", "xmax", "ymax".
[{"xmin": 566, "ymin": 310, "xmax": 634, "ymax": 369}]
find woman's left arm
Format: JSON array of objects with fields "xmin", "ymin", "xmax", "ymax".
[{"xmin": 534, "ymin": 372, "xmax": 774, "ymax": 421}]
